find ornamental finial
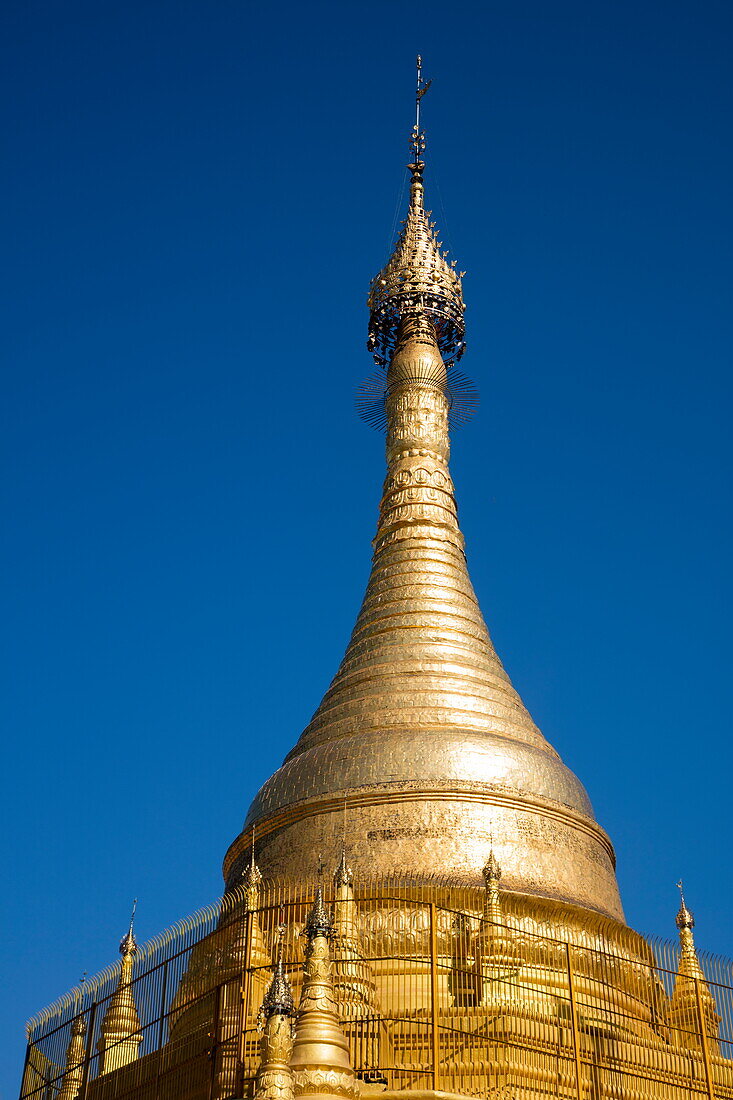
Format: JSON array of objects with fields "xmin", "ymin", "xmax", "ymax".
[
  {"xmin": 70, "ymin": 975, "xmax": 87, "ymax": 1038},
  {"xmin": 99, "ymin": 905, "xmax": 142, "ymax": 1073},
  {"xmin": 676, "ymin": 880, "xmax": 695, "ymax": 931},
  {"xmin": 409, "ymin": 54, "xmax": 431, "ymax": 177},
  {"xmin": 305, "ymin": 886, "xmax": 333, "ymax": 940},
  {"xmin": 483, "ymin": 847, "xmax": 501, "ymax": 889},
  {"xmin": 58, "ymin": 980, "xmax": 88, "ymax": 1100},
  {"xmin": 334, "ymin": 846, "xmax": 353, "ymax": 889},
  {"xmin": 259, "ymin": 923, "xmax": 295, "ymax": 1025},
  {"xmin": 367, "ymin": 58, "xmax": 466, "ymax": 372},
  {"xmin": 334, "ymin": 800, "xmax": 353, "ymax": 888},
  {"xmin": 119, "ymin": 898, "xmax": 137, "ymax": 958},
  {"xmin": 242, "ymin": 828, "xmax": 263, "ymax": 911},
  {"xmin": 482, "ymin": 844, "xmax": 502, "ymax": 924}
]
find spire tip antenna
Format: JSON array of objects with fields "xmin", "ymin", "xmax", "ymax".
[{"xmin": 410, "ymin": 54, "xmax": 431, "ymax": 171}]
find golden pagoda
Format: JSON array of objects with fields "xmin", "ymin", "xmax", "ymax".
[{"xmin": 21, "ymin": 58, "xmax": 733, "ymax": 1100}]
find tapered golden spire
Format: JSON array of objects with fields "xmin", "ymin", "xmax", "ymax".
[
  {"xmin": 668, "ymin": 883, "xmax": 720, "ymax": 1052},
  {"xmin": 482, "ymin": 846, "xmax": 502, "ymax": 924},
  {"xmin": 243, "ymin": 828, "xmax": 264, "ymax": 910},
  {"xmin": 97, "ymin": 902, "xmax": 142, "ymax": 1075},
  {"xmin": 675, "ymin": 883, "xmax": 704, "ymax": 978},
  {"xmin": 254, "ymin": 925, "xmax": 296, "ymax": 1100},
  {"xmin": 229, "ymin": 60, "xmax": 623, "ymax": 924},
  {"xmin": 57, "ymin": 995, "xmax": 87, "ymax": 1100},
  {"xmin": 239, "ymin": 828, "xmax": 271, "ymax": 970},
  {"xmin": 333, "ymin": 846, "xmax": 357, "ymax": 945},
  {"xmin": 289, "ymin": 888, "xmax": 359, "ymax": 1100},
  {"xmin": 474, "ymin": 848, "xmax": 521, "ymax": 1005},
  {"xmin": 330, "ymin": 852, "xmax": 385, "ymax": 1082}
]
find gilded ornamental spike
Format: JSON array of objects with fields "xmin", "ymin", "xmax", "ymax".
[
  {"xmin": 675, "ymin": 880, "xmax": 695, "ymax": 936},
  {"xmin": 334, "ymin": 805, "xmax": 353, "ymax": 890},
  {"xmin": 97, "ymin": 902, "xmax": 142, "ymax": 1075},
  {"xmin": 243, "ymin": 828, "xmax": 264, "ymax": 912},
  {"xmin": 118, "ymin": 897, "xmax": 137, "ymax": 958},
  {"xmin": 254, "ymin": 926, "xmax": 296, "ymax": 1100},
  {"xmin": 482, "ymin": 847, "xmax": 502, "ymax": 921},
  {"xmin": 304, "ymin": 885, "xmax": 334, "ymax": 941},
  {"xmin": 674, "ymin": 880, "xmax": 706, "ymax": 980},
  {"xmin": 57, "ymin": 1007, "xmax": 87, "ymax": 1100},
  {"xmin": 475, "ymin": 848, "xmax": 521, "ymax": 1005},
  {"xmin": 668, "ymin": 883, "xmax": 721, "ymax": 1053},
  {"xmin": 333, "ymin": 847, "xmax": 353, "ymax": 891},
  {"xmin": 290, "ymin": 888, "xmax": 359, "ymax": 1100},
  {"xmin": 259, "ymin": 924, "xmax": 296, "ymax": 1025},
  {"xmin": 367, "ymin": 56, "xmax": 465, "ymax": 372}
]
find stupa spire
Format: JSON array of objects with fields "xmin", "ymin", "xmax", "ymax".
[
  {"xmin": 254, "ymin": 924, "xmax": 296, "ymax": 1100},
  {"xmin": 675, "ymin": 882, "xmax": 703, "ymax": 977},
  {"xmin": 57, "ymin": 981, "xmax": 87, "ymax": 1100},
  {"xmin": 667, "ymin": 883, "xmax": 720, "ymax": 1052},
  {"xmin": 243, "ymin": 827, "xmax": 264, "ymax": 912},
  {"xmin": 230, "ymin": 61, "xmax": 623, "ymax": 925},
  {"xmin": 333, "ymin": 804, "xmax": 354, "ymax": 895},
  {"xmin": 97, "ymin": 902, "xmax": 142, "ymax": 1075},
  {"xmin": 238, "ymin": 827, "xmax": 272, "ymax": 972},
  {"xmin": 289, "ymin": 888, "xmax": 359, "ymax": 1100},
  {"xmin": 482, "ymin": 845, "xmax": 503, "ymax": 925}
]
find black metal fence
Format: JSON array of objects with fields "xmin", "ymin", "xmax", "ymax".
[{"xmin": 21, "ymin": 878, "xmax": 733, "ymax": 1100}]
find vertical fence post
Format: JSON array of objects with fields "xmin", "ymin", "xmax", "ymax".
[
  {"xmin": 208, "ymin": 982, "xmax": 222, "ymax": 1100},
  {"xmin": 155, "ymin": 961, "xmax": 169, "ymax": 1100},
  {"xmin": 79, "ymin": 1001, "xmax": 97, "ymax": 1100},
  {"xmin": 565, "ymin": 942, "xmax": 583, "ymax": 1100},
  {"xmin": 237, "ymin": 909, "xmax": 254, "ymax": 1095},
  {"xmin": 694, "ymin": 978, "xmax": 716, "ymax": 1100},
  {"xmin": 429, "ymin": 903, "xmax": 440, "ymax": 1092},
  {"xmin": 157, "ymin": 961, "xmax": 169, "ymax": 1048}
]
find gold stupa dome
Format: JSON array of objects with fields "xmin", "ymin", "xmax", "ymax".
[{"xmin": 225, "ymin": 62, "xmax": 623, "ymax": 923}]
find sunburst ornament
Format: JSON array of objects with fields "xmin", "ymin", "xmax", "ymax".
[{"xmin": 356, "ymin": 365, "xmax": 478, "ymax": 431}]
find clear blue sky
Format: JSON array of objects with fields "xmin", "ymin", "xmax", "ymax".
[{"xmin": 2, "ymin": 0, "xmax": 732, "ymax": 1091}]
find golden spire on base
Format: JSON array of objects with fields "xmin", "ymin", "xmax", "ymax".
[
  {"xmin": 57, "ymin": 983, "xmax": 87, "ymax": 1100},
  {"xmin": 667, "ymin": 883, "xmax": 720, "ymax": 1052},
  {"xmin": 243, "ymin": 828, "xmax": 264, "ymax": 911},
  {"xmin": 482, "ymin": 846, "xmax": 502, "ymax": 924},
  {"xmin": 97, "ymin": 901, "xmax": 142, "ymax": 1075},
  {"xmin": 330, "ymin": 851, "xmax": 385, "ymax": 1083},
  {"xmin": 474, "ymin": 848, "xmax": 521, "ymax": 1006},
  {"xmin": 254, "ymin": 925, "xmax": 296, "ymax": 1100},
  {"xmin": 232, "ymin": 56, "xmax": 623, "ymax": 926},
  {"xmin": 333, "ymin": 809, "xmax": 355, "ymax": 943},
  {"xmin": 240, "ymin": 828, "xmax": 271, "ymax": 971},
  {"xmin": 289, "ymin": 888, "xmax": 359, "ymax": 1100}
]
